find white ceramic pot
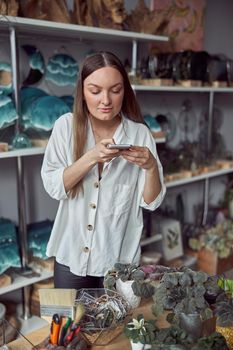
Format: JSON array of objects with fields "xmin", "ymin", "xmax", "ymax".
[
  {"xmin": 116, "ymin": 279, "xmax": 141, "ymax": 309},
  {"xmin": 130, "ymin": 340, "xmax": 151, "ymax": 350}
]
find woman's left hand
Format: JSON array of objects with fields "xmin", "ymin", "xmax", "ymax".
[{"xmin": 121, "ymin": 146, "xmax": 157, "ymax": 171}]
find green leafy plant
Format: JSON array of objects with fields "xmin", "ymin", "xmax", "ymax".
[
  {"xmin": 152, "ymin": 267, "xmax": 217, "ymax": 323},
  {"xmin": 124, "ymin": 313, "xmax": 157, "ymax": 344},
  {"xmin": 104, "ymin": 262, "xmax": 155, "ymax": 298},
  {"xmin": 150, "ymin": 324, "xmax": 193, "ymax": 349},
  {"xmin": 149, "ymin": 327, "xmax": 228, "ymax": 350},
  {"xmin": 215, "ymin": 298, "xmax": 233, "ymax": 327},
  {"xmin": 190, "ymin": 332, "xmax": 229, "ymax": 350},
  {"xmin": 217, "ymin": 276, "xmax": 233, "ymax": 298}
]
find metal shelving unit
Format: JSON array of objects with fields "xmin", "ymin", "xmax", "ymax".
[{"xmin": 135, "ymin": 83, "xmax": 233, "ymax": 225}]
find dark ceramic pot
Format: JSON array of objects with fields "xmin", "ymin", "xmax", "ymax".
[{"xmin": 179, "ymin": 312, "xmax": 203, "ymax": 339}]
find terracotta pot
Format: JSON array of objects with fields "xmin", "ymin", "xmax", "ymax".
[{"xmin": 116, "ymin": 279, "xmax": 141, "ymax": 309}]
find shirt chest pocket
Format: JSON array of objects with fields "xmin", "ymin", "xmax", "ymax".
[{"xmin": 100, "ymin": 183, "xmax": 133, "ymax": 217}]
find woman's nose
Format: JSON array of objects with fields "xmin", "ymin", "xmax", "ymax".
[{"xmin": 102, "ymin": 91, "xmax": 111, "ymax": 105}]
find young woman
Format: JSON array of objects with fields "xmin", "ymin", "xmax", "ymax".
[{"xmin": 41, "ymin": 51, "xmax": 166, "ymax": 289}]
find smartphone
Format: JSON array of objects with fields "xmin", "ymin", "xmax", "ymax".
[{"xmin": 107, "ymin": 144, "xmax": 132, "ymax": 150}]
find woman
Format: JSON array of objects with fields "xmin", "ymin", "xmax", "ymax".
[{"xmin": 41, "ymin": 51, "xmax": 166, "ymax": 289}]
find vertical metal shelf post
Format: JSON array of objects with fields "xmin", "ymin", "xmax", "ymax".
[
  {"xmin": 202, "ymin": 91, "xmax": 214, "ymax": 226},
  {"xmin": 131, "ymin": 39, "xmax": 138, "ymax": 77},
  {"xmin": 10, "ymin": 26, "xmax": 31, "ymax": 320}
]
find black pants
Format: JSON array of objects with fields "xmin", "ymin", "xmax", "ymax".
[{"xmin": 54, "ymin": 260, "xmax": 104, "ymax": 290}]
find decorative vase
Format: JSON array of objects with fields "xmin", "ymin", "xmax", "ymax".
[
  {"xmin": 216, "ymin": 325, "xmax": 233, "ymax": 349},
  {"xmin": 116, "ymin": 279, "xmax": 141, "ymax": 309},
  {"xmin": 130, "ymin": 340, "xmax": 151, "ymax": 350}
]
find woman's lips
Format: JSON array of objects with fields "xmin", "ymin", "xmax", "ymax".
[{"xmin": 99, "ymin": 108, "xmax": 112, "ymax": 113}]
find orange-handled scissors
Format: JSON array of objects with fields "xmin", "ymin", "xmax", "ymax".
[{"xmin": 50, "ymin": 313, "xmax": 61, "ymax": 345}]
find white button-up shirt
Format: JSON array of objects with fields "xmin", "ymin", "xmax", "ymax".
[{"xmin": 41, "ymin": 113, "xmax": 166, "ymax": 276}]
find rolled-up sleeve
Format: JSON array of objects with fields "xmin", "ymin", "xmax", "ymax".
[
  {"xmin": 41, "ymin": 115, "xmax": 71, "ymax": 201},
  {"xmin": 139, "ymin": 128, "xmax": 166, "ymax": 211}
]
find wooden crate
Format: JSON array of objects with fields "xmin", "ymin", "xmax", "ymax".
[{"xmin": 197, "ymin": 248, "xmax": 233, "ymax": 275}]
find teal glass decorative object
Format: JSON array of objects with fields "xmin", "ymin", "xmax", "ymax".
[
  {"xmin": 11, "ymin": 132, "xmax": 32, "ymax": 149},
  {"xmin": 20, "ymin": 87, "xmax": 71, "ymax": 132},
  {"xmin": 144, "ymin": 114, "xmax": 162, "ymax": 133},
  {"xmin": 20, "ymin": 87, "xmax": 48, "ymax": 129},
  {"xmin": 60, "ymin": 95, "xmax": 74, "ymax": 110},
  {"xmin": 0, "ymin": 61, "xmax": 12, "ymax": 94},
  {"xmin": 29, "ymin": 95, "xmax": 70, "ymax": 131},
  {"xmin": 22, "ymin": 45, "xmax": 45, "ymax": 86},
  {"xmin": 0, "ymin": 218, "xmax": 21, "ymax": 274},
  {"xmin": 45, "ymin": 53, "xmax": 79, "ymax": 86},
  {"xmin": 0, "ymin": 93, "xmax": 17, "ymax": 129},
  {"xmin": 27, "ymin": 219, "xmax": 53, "ymax": 259}
]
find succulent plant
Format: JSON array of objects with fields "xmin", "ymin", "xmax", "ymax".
[{"xmin": 188, "ymin": 220, "xmax": 233, "ymax": 258}]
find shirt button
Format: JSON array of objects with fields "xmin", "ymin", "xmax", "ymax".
[
  {"xmin": 94, "ymin": 182, "xmax": 99, "ymax": 188},
  {"xmin": 90, "ymin": 203, "xmax": 96, "ymax": 209},
  {"xmin": 83, "ymin": 247, "xmax": 89, "ymax": 253},
  {"xmin": 87, "ymin": 224, "xmax": 93, "ymax": 231}
]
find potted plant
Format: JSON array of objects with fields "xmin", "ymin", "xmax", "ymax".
[
  {"xmin": 152, "ymin": 267, "xmax": 219, "ymax": 340},
  {"xmin": 214, "ymin": 276, "xmax": 233, "ymax": 349},
  {"xmin": 188, "ymin": 220, "xmax": 233, "ymax": 275},
  {"xmin": 104, "ymin": 263, "xmax": 155, "ymax": 308},
  {"xmin": 124, "ymin": 314, "xmax": 157, "ymax": 350}
]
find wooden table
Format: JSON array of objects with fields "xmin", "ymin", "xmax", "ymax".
[{"xmin": 8, "ymin": 300, "xmax": 168, "ymax": 350}]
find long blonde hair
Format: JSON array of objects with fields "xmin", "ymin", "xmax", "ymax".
[{"xmin": 71, "ymin": 51, "xmax": 144, "ymax": 198}]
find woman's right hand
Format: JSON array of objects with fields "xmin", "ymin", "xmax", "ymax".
[{"xmin": 88, "ymin": 138, "xmax": 120, "ymax": 164}]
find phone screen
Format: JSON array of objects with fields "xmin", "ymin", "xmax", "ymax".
[{"xmin": 107, "ymin": 144, "xmax": 132, "ymax": 150}]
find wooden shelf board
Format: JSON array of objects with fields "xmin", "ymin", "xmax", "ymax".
[
  {"xmin": 0, "ymin": 15, "xmax": 169, "ymax": 42},
  {"xmin": 140, "ymin": 234, "xmax": 162, "ymax": 247},
  {"xmin": 0, "ymin": 147, "xmax": 45, "ymax": 159},
  {"xmin": 166, "ymin": 167, "xmax": 233, "ymax": 188},
  {"xmin": 133, "ymin": 84, "xmax": 233, "ymax": 93},
  {"xmin": 0, "ymin": 269, "xmax": 53, "ymax": 295}
]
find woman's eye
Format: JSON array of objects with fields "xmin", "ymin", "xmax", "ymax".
[
  {"xmin": 91, "ymin": 90, "xmax": 100, "ymax": 95},
  {"xmin": 112, "ymin": 89, "xmax": 122, "ymax": 94}
]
